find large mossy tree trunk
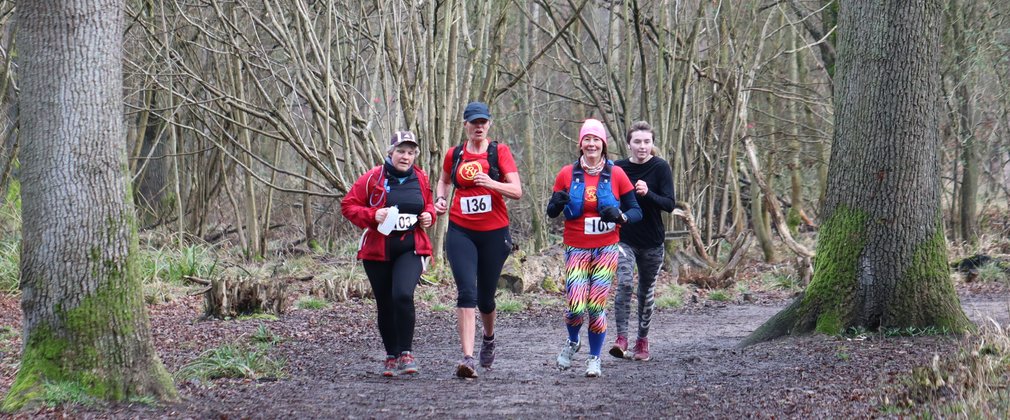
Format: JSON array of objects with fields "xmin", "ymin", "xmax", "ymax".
[
  {"xmin": 3, "ymin": 0, "xmax": 177, "ymax": 411},
  {"xmin": 743, "ymin": 0, "xmax": 972, "ymax": 346}
]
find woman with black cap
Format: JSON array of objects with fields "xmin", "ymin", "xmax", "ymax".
[
  {"xmin": 434, "ymin": 101, "xmax": 523, "ymax": 378},
  {"xmin": 341, "ymin": 130, "xmax": 436, "ymax": 377}
]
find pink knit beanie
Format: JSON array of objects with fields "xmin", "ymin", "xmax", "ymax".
[{"xmin": 578, "ymin": 118, "xmax": 608, "ymax": 147}]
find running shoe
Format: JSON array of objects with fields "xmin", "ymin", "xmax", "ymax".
[
  {"xmin": 556, "ymin": 339, "xmax": 580, "ymax": 370},
  {"xmin": 632, "ymin": 337, "xmax": 651, "ymax": 361},
  {"xmin": 397, "ymin": 351, "xmax": 419, "ymax": 376},
  {"xmin": 585, "ymin": 356, "xmax": 602, "ymax": 377},
  {"xmin": 456, "ymin": 355, "xmax": 478, "ymax": 378},
  {"xmin": 609, "ymin": 335, "xmax": 629, "ymax": 359},
  {"xmin": 479, "ymin": 336, "xmax": 496, "ymax": 368},
  {"xmin": 382, "ymin": 355, "xmax": 397, "ymax": 377}
]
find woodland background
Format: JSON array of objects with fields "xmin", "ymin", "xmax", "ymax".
[
  {"xmin": 1, "ymin": 0, "xmax": 1010, "ymax": 417},
  {"xmin": 0, "ymin": 0, "xmax": 1000, "ymax": 266}
]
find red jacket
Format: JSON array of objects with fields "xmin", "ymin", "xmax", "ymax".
[{"xmin": 340, "ymin": 165, "xmax": 436, "ymax": 261}]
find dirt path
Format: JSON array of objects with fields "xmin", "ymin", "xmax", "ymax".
[
  {"xmin": 0, "ymin": 291, "xmax": 1005, "ymax": 419},
  {"xmin": 5, "ymin": 293, "xmax": 989, "ymax": 419}
]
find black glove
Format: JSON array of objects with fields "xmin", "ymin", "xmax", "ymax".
[
  {"xmin": 599, "ymin": 206, "xmax": 625, "ymax": 224},
  {"xmin": 550, "ymin": 191, "xmax": 570, "ymax": 206},
  {"xmin": 546, "ymin": 191, "xmax": 570, "ymax": 218}
]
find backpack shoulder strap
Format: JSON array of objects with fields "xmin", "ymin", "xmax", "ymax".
[
  {"xmin": 450, "ymin": 143, "xmax": 465, "ymax": 188},
  {"xmin": 570, "ymin": 160, "xmax": 584, "ymax": 182},
  {"xmin": 487, "ymin": 141, "xmax": 500, "ymax": 181},
  {"xmin": 601, "ymin": 160, "xmax": 613, "ymax": 181}
]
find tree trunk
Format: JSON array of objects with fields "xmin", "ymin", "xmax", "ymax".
[
  {"xmin": 744, "ymin": 0, "xmax": 971, "ymax": 345},
  {"xmin": 4, "ymin": 0, "xmax": 176, "ymax": 410},
  {"xmin": 952, "ymin": 0, "xmax": 978, "ymax": 244}
]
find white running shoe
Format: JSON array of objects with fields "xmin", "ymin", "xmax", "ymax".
[{"xmin": 556, "ymin": 339, "xmax": 580, "ymax": 370}]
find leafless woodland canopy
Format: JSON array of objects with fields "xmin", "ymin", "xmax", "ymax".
[{"xmin": 0, "ymin": 0, "xmax": 1006, "ymax": 261}]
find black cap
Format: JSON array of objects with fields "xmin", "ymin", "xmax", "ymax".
[{"xmin": 463, "ymin": 101, "xmax": 491, "ymax": 122}]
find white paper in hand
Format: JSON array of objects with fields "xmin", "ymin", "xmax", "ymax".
[{"xmin": 376, "ymin": 205, "xmax": 399, "ymax": 236}]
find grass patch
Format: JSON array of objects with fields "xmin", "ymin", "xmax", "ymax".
[
  {"xmin": 497, "ymin": 295, "xmax": 525, "ymax": 313},
  {"xmin": 656, "ymin": 283, "xmax": 688, "ymax": 309},
  {"xmin": 0, "ymin": 237, "xmax": 18, "ymax": 295},
  {"xmin": 762, "ymin": 269, "xmax": 800, "ymax": 291},
  {"xmin": 175, "ymin": 343, "xmax": 285, "ymax": 381},
  {"xmin": 137, "ymin": 243, "xmax": 219, "ymax": 285},
  {"xmin": 974, "ymin": 263, "xmax": 1008, "ymax": 283},
  {"xmin": 537, "ymin": 297, "xmax": 562, "ymax": 307},
  {"xmin": 431, "ymin": 303, "xmax": 452, "ymax": 312},
  {"xmin": 41, "ymin": 381, "xmax": 100, "ymax": 408},
  {"xmin": 236, "ymin": 313, "xmax": 280, "ymax": 322},
  {"xmin": 250, "ymin": 324, "xmax": 281, "ymax": 346},
  {"xmin": 883, "ymin": 326, "xmax": 952, "ymax": 338},
  {"xmin": 0, "ymin": 325, "xmax": 16, "ymax": 344},
  {"xmin": 295, "ymin": 296, "xmax": 330, "ymax": 310},
  {"xmin": 419, "ymin": 289, "xmax": 437, "ymax": 302},
  {"xmin": 889, "ymin": 320, "xmax": 1010, "ymax": 417},
  {"xmin": 708, "ymin": 289, "xmax": 732, "ymax": 302}
]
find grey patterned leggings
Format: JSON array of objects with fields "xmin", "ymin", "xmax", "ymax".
[{"xmin": 614, "ymin": 243, "xmax": 666, "ymax": 338}]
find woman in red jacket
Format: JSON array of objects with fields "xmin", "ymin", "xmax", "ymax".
[{"xmin": 341, "ymin": 131, "xmax": 436, "ymax": 377}]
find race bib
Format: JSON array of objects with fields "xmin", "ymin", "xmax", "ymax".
[
  {"xmin": 584, "ymin": 217, "xmax": 615, "ymax": 235},
  {"xmin": 460, "ymin": 195, "xmax": 492, "ymax": 215},
  {"xmin": 391, "ymin": 213, "xmax": 418, "ymax": 231}
]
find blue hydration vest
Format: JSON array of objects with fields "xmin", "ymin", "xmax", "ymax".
[{"xmin": 564, "ymin": 160, "xmax": 619, "ymax": 220}]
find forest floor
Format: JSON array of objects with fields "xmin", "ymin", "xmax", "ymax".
[{"xmin": 0, "ymin": 278, "xmax": 1007, "ymax": 419}]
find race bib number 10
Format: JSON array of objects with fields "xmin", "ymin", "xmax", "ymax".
[
  {"xmin": 460, "ymin": 195, "xmax": 492, "ymax": 215},
  {"xmin": 584, "ymin": 217, "xmax": 616, "ymax": 235}
]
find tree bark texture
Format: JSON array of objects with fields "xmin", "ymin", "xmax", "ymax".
[
  {"xmin": 744, "ymin": 0, "xmax": 971, "ymax": 345},
  {"xmin": 4, "ymin": 0, "xmax": 176, "ymax": 410}
]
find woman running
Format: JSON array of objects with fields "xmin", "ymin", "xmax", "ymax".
[
  {"xmin": 341, "ymin": 131, "xmax": 435, "ymax": 377},
  {"xmin": 546, "ymin": 118, "xmax": 642, "ymax": 377},
  {"xmin": 433, "ymin": 101, "xmax": 523, "ymax": 378}
]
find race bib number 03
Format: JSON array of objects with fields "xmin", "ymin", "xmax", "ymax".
[
  {"xmin": 584, "ymin": 217, "xmax": 616, "ymax": 235},
  {"xmin": 460, "ymin": 195, "xmax": 492, "ymax": 215},
  {"xmin": 392, "ymin": 213, "xmax": 418, "ymax": 231}
]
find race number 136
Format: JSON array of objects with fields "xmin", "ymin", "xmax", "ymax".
[
  {"xmin": 460, "ymin": 195, "xmax": 492, "ymax": 215},
  {"xmin": 584, "ymin": 217, "xmax": 615, "ymax": 235}
]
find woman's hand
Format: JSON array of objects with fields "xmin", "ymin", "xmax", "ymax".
[
  {"xmin": 434, "ymin": 196, "xmax": 448, "ymax": 214},
  {"xmin": 374, "ymin": 207, "xmax": 389, "ymax": 223},
  {"xmin": 472, "ymin": 172, "xmax": 495, "ymax": 188},
  {"xmin": 635, "ymin": 180, "xmax": 649, "ymax": 196},
  {"xmin": 419, "ymin": 212, "xmax": 433, "ymax": 228}
]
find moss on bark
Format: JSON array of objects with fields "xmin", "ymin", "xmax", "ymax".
[
  {"xmin": 743, "ymin": 209, "xmax": 974, "ymax": 347},
  {"xmin": 3, "ymin": 217, "xmax": 176, "ymax": 412},
  {"xmin": 884, "ymin": 222, "xmax": 973, "ymax": 332},
  {"xmin": 741, "ymin": 207, "xmax": 867, "ymax": 345}
]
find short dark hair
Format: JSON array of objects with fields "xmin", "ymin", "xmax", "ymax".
[{"xmin": 626, "ymin": 121, "xmax": 653, "ymax": 143}]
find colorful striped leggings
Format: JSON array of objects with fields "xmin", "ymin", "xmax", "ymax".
[{"xmin": 563, "ymin": 244, "xmax": 619, "ymax": 355}]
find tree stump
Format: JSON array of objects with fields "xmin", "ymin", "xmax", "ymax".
[{"xmin": 187, "ymin": 276, "xmax": 290, "ymax": 319}]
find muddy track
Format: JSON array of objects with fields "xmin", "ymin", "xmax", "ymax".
[{"xmin": 12, "ymin": 294, "xmax": 994, "ymax": 419}]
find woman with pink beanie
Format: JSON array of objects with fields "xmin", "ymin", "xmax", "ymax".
[{"xmin": 545, "ymin": 118, "xmax": 642, "ymax": 377}]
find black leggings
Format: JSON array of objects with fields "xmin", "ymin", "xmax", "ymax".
[
  {"xmin": 445, "ymin": 222, "xmax": 512, "ymax": 314},
  {"xmin": 362, "ymin": 234, "xmax": 423, "ymax": 355}
]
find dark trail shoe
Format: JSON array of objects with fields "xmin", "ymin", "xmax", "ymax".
[
  {"xmin": 456, "ymin": 355, "xmax": 478, "ymax": 378},
  {"xmin": 479, "ymin": 337, "xmax": 496, "ymax": 368}
]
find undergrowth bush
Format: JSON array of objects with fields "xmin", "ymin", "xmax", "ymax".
[
  {"xmin": 175, "ymin": 341, "xmax": 285, "ymax": 382},
  {"xmin": 892, "ymin": 319, "xmax": 1010, "ymax": 417},
  {"xmin": 656, "ymin": 283, "xmax": 688, "ymax": 309},
  {"xmin": 497, "ymin": 294, "xmax": 525, "ymax": 313}
]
